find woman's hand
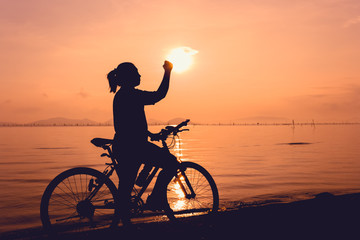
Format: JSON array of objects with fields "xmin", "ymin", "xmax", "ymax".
[
  {"xmin": 163, "ymin": 60, "xmax": 173, "ymax": 72},
  {"xmin": 148, "ymin": 131, "xmax": 162, "ymax": 141}
]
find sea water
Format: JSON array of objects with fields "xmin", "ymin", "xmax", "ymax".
[{"xmin": 0, "ymin": 124, "xmax": 360, "ymax": 232}]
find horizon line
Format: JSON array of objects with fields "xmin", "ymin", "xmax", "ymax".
[{"xmin": 1, "ymin": 122, "xmax": 360, "ymax": 127}]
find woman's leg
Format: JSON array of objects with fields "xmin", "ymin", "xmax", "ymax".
[
  {"xmin": 143, "ymin": 142, "xmax": 180, "ymax": 207},
  {"xmin": 113, "ymin": 141, "xmax": 141, "ymax": 225},
  {"xmin": 116, "ymin": 160, "xmax": 140, "ymax": 225}
]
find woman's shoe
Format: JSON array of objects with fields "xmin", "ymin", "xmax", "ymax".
[{"xmin": 145, "ymin": 194, "xmax": 170, "ymax": 211}]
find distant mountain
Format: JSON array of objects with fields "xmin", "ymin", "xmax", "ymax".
[
  {"xmin": 103, "ymin": 119, "xmax": 113, "ymax": 125},
  {"xmin": 0, "ymin": 121, "xmax": 18, "ymax": 126},
  {"xmin": 166, "ymin": 117, "xmax": 188, "ymax": 125},
  {"xmin": 26, "ymin": 117, "xmax": 190, "ymax": 126},
  {"xmin": 29, "ymin": 117, "xmax": 100, "ymax": 126},
  {"xmin": 147, "ymin": 118, "xmax": 166, "ymax": 125},
  {"xmin": 102, "ymin": 118, "xmax": 165, "ymax": 125},
  {"xmin": 105, "ymin": 117, "xmax": 189, "ymax": 126},
  {"xmin": 345, "ymin": 117, "xmax": 360, "ymax": 123}
]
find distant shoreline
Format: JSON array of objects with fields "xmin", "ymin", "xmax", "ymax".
[
  {"xmin": 2, "ymin": 116, "xmax": 359, "ymax": 127},
  {"xmin": 1, "ymin": 122, "xmax": 360, "ymax": 127}
]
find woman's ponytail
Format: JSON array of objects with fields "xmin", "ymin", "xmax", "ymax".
[
  {"xmin": 107, "ymin": 62, "xmax": 136, "ymax": 93},
  {"xmin": 107, "ymin": 69, "xmax": 118, "ymax": 93}
]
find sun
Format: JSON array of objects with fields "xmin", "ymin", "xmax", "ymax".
[{"xmin": 166, "ymin": 47, "xmax": 198, "ymax": 73}]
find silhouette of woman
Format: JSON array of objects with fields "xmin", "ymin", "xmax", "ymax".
[{"xmin": 107, "ymin": 61, "xmax": 179, "ymax": 225}]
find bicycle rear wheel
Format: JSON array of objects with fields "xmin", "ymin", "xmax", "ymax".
[
  {"xmin": 166, "ymin": 162, "xmax": 219, "ymax": 216},
  {"xmin": 40, "ymin": 167, "xmax": 120, "ymax": 233}
]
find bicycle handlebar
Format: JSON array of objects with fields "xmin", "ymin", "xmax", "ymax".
[
  {"xmin": 175, "ymin": 119, "xmax": 190, "ymax": 130},
  {"xmin": 158, "ymin": 119, "xmax": 190, "ymax": 141}
]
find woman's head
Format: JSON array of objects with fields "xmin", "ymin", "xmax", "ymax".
[{"xmin": 107, "ymin": 62, "xmax": 141, "ymax": 93}]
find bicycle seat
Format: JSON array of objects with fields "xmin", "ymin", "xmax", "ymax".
[{"xmin": 91, "ymin": 138, "xmax": 113, "ymax": 148}]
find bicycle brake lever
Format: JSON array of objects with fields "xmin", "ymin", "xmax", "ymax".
[{"xmin": 178, "ymin": 129, "xmax": 189, "ymax": 132}]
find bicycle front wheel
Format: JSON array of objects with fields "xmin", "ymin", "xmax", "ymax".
[
  {"xmin": 166, "ymin": 162, "xmax": 219, "ymax": 216},
  {"xmin": 40, "ymin": 167, "xmax": 120, "ymax": 233}
]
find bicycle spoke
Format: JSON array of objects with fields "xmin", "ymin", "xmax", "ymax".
[
  {"xmin": 66, "ymin": 177, "xmax": 79, "ymax": 202},
  {"xmin": 56, "ymin": 212, "xmax": 80, "ymax": 223},
  {"xmin": 60, "ymin": 178, "xmax": 79, "ymax": 203},
  {"xmin": 51, "ymin": 190, "xmax": 77, "ymax": 207},
  {"xmin": 73, "ymin": 175, "xmax": 80, "ymax": 201},
  {"xmin": 50, "ymin": 194, "xmax": 76, "ymax": 208},
  {"xmin": 91, "ymin": 187, "xmax": 111, "ymax": 202}
]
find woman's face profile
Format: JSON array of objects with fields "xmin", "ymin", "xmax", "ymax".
[
  {"xmin": 131, "ymin": 68, "xmax": 141, "ymax": 87},
  {"xmin": 119, "ymin": 64, "xmax": 141, "ymax": 87}
]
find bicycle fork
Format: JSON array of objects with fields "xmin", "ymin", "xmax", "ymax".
[
  {"xmin": 176, "ymin": 169, "xmax": 196, "ymax": 199},
  {"xmin": 135, "ymin": 166, "xmax": 196, "ymax": 201}
]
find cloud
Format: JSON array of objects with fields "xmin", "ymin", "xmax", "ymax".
[
  {"xmin": 77, "ymin": 89, "xmax": 89, "ymax": 98},
  {"xmin": 286, "ymin": 84, "xmax": 360, "ymax": 121},
  {"xmin": 343, "ymin": 16, "xmax": 360, "ymax": 28},
  {"xmin": 2, "ymin": 99, "xmax": 12, "ymax": 104}
]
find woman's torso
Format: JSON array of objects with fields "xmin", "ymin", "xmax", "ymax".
[{"xmin": 113, "ymin": 88, "xmax": 149, "ymax": 144}]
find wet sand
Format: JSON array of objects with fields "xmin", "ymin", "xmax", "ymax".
[{"xmin": 2, "ymin": 192, "xmax": 360, "ymax": 240}]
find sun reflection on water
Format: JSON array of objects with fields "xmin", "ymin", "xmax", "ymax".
[{"xmin": 169, "ymin": 179, "xmax": 187, "ymax": 211}]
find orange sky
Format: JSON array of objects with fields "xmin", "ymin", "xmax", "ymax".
[{"xmin": 1, "ymin": 0, "xmax": 359, "ymax": 123}]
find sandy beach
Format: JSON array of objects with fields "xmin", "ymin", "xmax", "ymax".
[{"xmin": 2, "ymin": 192, "xmax": 360, "ymax": 240}]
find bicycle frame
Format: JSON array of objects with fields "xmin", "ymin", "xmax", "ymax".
[
  {"xmin": 134, "ymin": 166, "xmax": 160, "ymax": 198},
  {"xmin": 96, "ymin": 136, "xmax": 197, "ymax": 208}
]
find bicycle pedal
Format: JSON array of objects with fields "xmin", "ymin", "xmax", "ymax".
[
  {"xmin": 88, "ymin": 179, "xmax": 98, "ymax": 191},
  {"xmin": 88, "ymin": 179, "xmax": 95, "ymax": 191}
]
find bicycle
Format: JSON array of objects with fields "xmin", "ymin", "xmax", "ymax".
[{"xmin": 40, "ymin": 119, "xmax": 219, "ymax": 233}]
